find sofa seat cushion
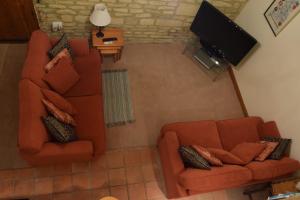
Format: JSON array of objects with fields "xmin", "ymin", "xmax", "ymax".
[
  {"xmin": 64, "ymin": 50, "xmax": 101, "ymax": 97},
  {"xmin": 162, "ymin": 121, "xmax": 223, "ymax": 148},
  {"xmin": 66, "ymin": 95, "xmax": 105, "ymax": 155},
  {"xmin": 217, "ymin": 117, "xmax": 263, "ymax": 151},
  {"xmin": 246, "ymin": 157, "xmax": 300, "ymax": 180},
  {"xmin": 179, "ymin": 165, "xmax": 252, "ymax": 192}
]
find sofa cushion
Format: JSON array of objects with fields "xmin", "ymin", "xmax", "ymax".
[
  {"xmin": 64, "ymin": 49, "xmax": 101, "ymax": 97},
  {"xmin": 44, "ymin": 48, "xmax": 71, "ymax": 72},
  {"xmin": 207, "ymin": 148, "xmax": 245, "ymax": 165},
  {"xmin": 21, "ymin": 30, "xmax": 51, "ymax": 89},
  {"xmin": 161, "ymin": 120, "xmax": 223, "ymax": 148},
  {"xmin": 192, "ymin": 145, "xmax": 223, "ymax": 166},
  {"xmin": 217, "ymin": 117, "xmax": 263, "ymax": 151},
  {"xmin": 41, "ymin": 88, "xmax": 77, "ymax": 115},
  {"xmin": 43, "ymin": 57, "xmax": 80, "ymax": 94},
  {"xmin": 255, "ymin": 141, "xmax": 279, "ymax": 161},
  {"xmin": 178, "ymin": 146, "xmax": 211, "ymax": 169},
  {"xmin": 246, "ymin": 157, "xmax": 300, "ymax": 180},
  {"xmin": 231, "ymin": 142, "xmax": 266, "ymax": 164},
  {"xmin": 66, "ymin": 95, "xmax": 106, "ymax": 155},
  {"xmin": 179, "ymin": 165, "xmax": 252, "ymax": 192}
]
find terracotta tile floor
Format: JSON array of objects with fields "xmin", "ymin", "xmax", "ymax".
[{"xmin": 0, "ymin": 146, "xmax": 268, "ymax": 200}]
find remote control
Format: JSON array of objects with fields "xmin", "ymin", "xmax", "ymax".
[{"xmin": 103, "ymin": 37, "xmax": 118, "ymax": 42}]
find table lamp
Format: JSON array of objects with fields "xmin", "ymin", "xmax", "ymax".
[{"xmin": 90, "ymin": 3, "xmax": 111, "ymax": 38}]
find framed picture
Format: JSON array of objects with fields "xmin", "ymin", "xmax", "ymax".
[{"xmin": 264, "ymin": 0, "xmax": 300, "ymax": 36}]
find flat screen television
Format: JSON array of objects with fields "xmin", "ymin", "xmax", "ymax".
[{"xmin": 190, "ymin": 0, "xmax": 257, "ymax": 66}]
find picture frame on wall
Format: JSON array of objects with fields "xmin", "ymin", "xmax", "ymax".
[{"xmin": 264, "ymin": 0, "xmax": 300, "ymax": 36}]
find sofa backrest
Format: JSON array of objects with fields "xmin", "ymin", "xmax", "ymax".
[
  {"xmin": 216, "ymin": 117, "xmax": 263, "ymax": 151},
  {"xmin": 162, "ymin": 120, "xmax": 223, "ymax": 148},
  {"xmin": 21, "ymin": 30, "xmax": 51, "ymax": 89},
  {"xmin": 19, "ymin": 79, "xmax": 50, "ymax": 154}
]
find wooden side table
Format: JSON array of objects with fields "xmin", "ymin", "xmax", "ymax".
[{"xmin": 92, "ymin": 28, "xmax": 124, "ymax": 62}]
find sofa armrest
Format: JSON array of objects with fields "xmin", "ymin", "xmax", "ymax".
[
  {"xmin": 158, "ymin": 131, "xmax": 187, "ymax": 198},
  {"xmin": 50, "ymin": 37, "xmax": 90, "ymax": 57},
  {"xmin": 21, "ymin": 140, "xmax": 93, "ymax": 166},
  {"xmin": 259, "ymin": 121, "xmax": 281, "ymax": 138}
]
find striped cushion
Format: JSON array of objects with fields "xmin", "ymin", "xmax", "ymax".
[
  {"xmin": 179, "ymin": 146, "xmax": 211, "ymax": 170},
  {"xmin": 48, "ymin": 33, "xmax": 73, "ymax": 59}
]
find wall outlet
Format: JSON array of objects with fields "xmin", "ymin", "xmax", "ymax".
[{"xmin": 52, "ymin": 21, "xmax": 63, "ymax": 32}]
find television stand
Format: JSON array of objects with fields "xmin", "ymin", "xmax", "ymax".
[{"xmin": 182, "ymin": 39, "xmax": 229, "ymax": 81}]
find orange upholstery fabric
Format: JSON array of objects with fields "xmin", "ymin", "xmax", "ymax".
[
  {"xmin": 19, "ymin": 30, "xmax": 105, "ymax": 166},
  {"xmin": 43, "ymin": 57, "xmax": 80, "ymax": 94},
  {"xmin": 179, "ymin": 165, "xmax": 252, "ymax": 192},
  {"xmin": 21, "ymin": 30, "xmax": 51, "ymax": 88},
  {"xmin": 217, "ymin": 117, "xmax": 263, "ymax": 151},
  {"xmin": 41, "ymin": 88, "xmax": 77, "ymax": 115},
  {"xmin": 50, "ymin": 38, "xmax": 90, "ymax": 57},
  {"xmin": 66, "ymin": 95, "xmax": 106, "ymax": 155},
  {"xmin": 158, "ymin": 131, "xmax": 187, "ymax": 198},
  {"xmin": 258, "ymin": 121, "xmax": 281, "ymax": 138},
  {"xmin": 246, "ymin": 157, "xmax": 300, "ymax": 180},
  {"xmin": 21, "ymin": 141, "xmax": 93, "ymax": 166},
  {"xmin": 19, "ymin": 80, "xmax": 50, "ymax": 153},
  {"xmin": 64, "ymin": 49, "xmax": 101, "ymax": 97},
  {"xmin": 44, "ymin": 48, "xmax": 71, "ymax": 72},
  {"xmin": 207, "ymin": 148, "xmax": 244, "ymax": 165},
  {"xmin": 41, "ymin": 99, "xmax": 77, "ymax": 126},
  {"xmin": 161, "ymin": 121, "xmax": 223, "ymax": 148},
  {"xmin": 230, "ymin": 142, "xmax": 266, "ymax": 164},
  {"xmin": 158, "ymin": 117, "xmax": 300, "ymax": 199}
]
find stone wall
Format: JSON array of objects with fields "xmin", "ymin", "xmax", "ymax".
[{"xmin": 34, "ymin": 0, "xmax": 248, "ymax": 42}]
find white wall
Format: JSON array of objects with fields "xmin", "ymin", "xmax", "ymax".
[{"xmin": 234, "ymin": 0, "xmax": 300, "ymax": 160}]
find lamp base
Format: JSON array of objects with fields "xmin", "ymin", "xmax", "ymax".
[{"xmin": 96, "ymin": 27, "xmax": 105, "ymax": 38}]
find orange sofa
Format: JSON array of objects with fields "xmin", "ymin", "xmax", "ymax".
[
  {"xmin": 18, "ymin": 30, "xmax": 106, "ymax": 165},
  {"xmin": 158, "ymin": 117, "xmax": 300, "ymax": 199}
]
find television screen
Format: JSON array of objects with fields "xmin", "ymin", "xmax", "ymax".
[{"xmin": 190, "ymin": 1, "xmax": 257, "ymax": 66}]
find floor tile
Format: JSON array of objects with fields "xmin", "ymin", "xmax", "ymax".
[
  {"xmin": 109, "ymin": 168, "xmax": 126, "ymax": 186},
  {"xmin": 0, "ymin": 169, "xmax": 15, "ymax": 180},
  {"xmin": 15, "ymin": 168, "xmax": 35, "ymax": 179},
  {"xmin": 128, "ymin": 183, "xmax": 147, "ymax": 200},
  {"xmin": 34, "ymin": 177, "xmax": 53, "ymax": 196},
  {"xmin": 72, "ymin": 173, "xmax": 90, "ymax": 190},
  {"xmin": 106, "ymin": 150, "xmax": 124, "ymax": 168},
  {"xmin": 124, "ymin": 149, "xmax": 141, "ymax": 166},
  {"xmin": 72, "ymin": 190, "xmax": 92, "ymax": 200},
  {"xmin": 35, "ymin": 166, "xmax": 54, "ymax": 178},
  {"xmin": 140, "ymin": 147, "xmax": 157, "ymax": 164},
  {"xmin": 212, "ymin": 190, "xmax": 228, "ymax": 200},
  {"xmin": 72, "ymin": 161, "xmax": 90, "ymax": 173},
  {"xmin": 53, "ymin": 175, "xmax": 73, "ymax": 193},
  {"xmin": 91, "ymin": 155, "xmax": 107, "ymax": 172},
  {"xmin": 14, "ymin": 179, "xmax": 35, "ymax": 197},
  {"xmin": 53, "ymin": 192, "xmax": 73, "ymax": 200},
  {"xmin": 126, "ymin": 166, "xmax": 143, "ymax": 184},
  {"xmin": 145, "ymin": 181, "xmax": 165, "ymax": 200},
  {"xmin": 91, "ymin": 188, "xmax": 110, "ymax": 200},
  {"xmin": 0, "ymin": 180, "xmax": 14, "ymax": 198},
  {"xmin": 53, "ymin": 164, "xmax": 72, "ymax": 176},
  {"xmin": 90, "ymin": 170, "xmax": 109, "ymax": 189},
  {"xmin": 142, "ymin": 164, "xmax": 156, "ymax": 182},
  {"xmin": 110, "ymin": 185, "xmax": 128, "ymax": 200}
]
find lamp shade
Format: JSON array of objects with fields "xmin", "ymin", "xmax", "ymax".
[{"xmin": 90, "ymin": 4, "xmax": 111, "ymax": 27}]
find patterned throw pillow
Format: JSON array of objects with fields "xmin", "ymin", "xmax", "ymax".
[
  {"xmin": 44, "ymin": 48, "xmax": 71, "ymax": 72},
  {"xmin": 262, "ymin": 136, "xmax": 291, "ymax": 160},
  {"xmin": 230, "ymin": 142, "xmax": 266, "ymax": 164},
  {"xmin": 42, "ymin": 116, "xmax": 77, "ymax": 143},
  {"xmin": 191, "ymin": 145, "xmax": 223, "ymax": 166},
  {"xmin": 41, "ymin": 88, "xmax": 77, "ymax": 115},
  {"xmin": 178, "ymin": 146, "xmax": 211, "ymax": 170},
  {"xmin": 42, "ymin": 99, "xmax": 76, "ymax": 126},
  {"xmin": 255, "ymin": 141, "xmax": 279, "ymax": 161},
  {"xmin": 48, "ymin": 33, "xmax": 73, "ymax": 59}
]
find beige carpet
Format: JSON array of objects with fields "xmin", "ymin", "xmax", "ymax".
[
  {"xmin": 0, "ymin": 42, "xmax": 243, "ymax": 170},
  {"xmin": 103, "ymin": 43, "xmax": 244, "ymax": 149}
]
